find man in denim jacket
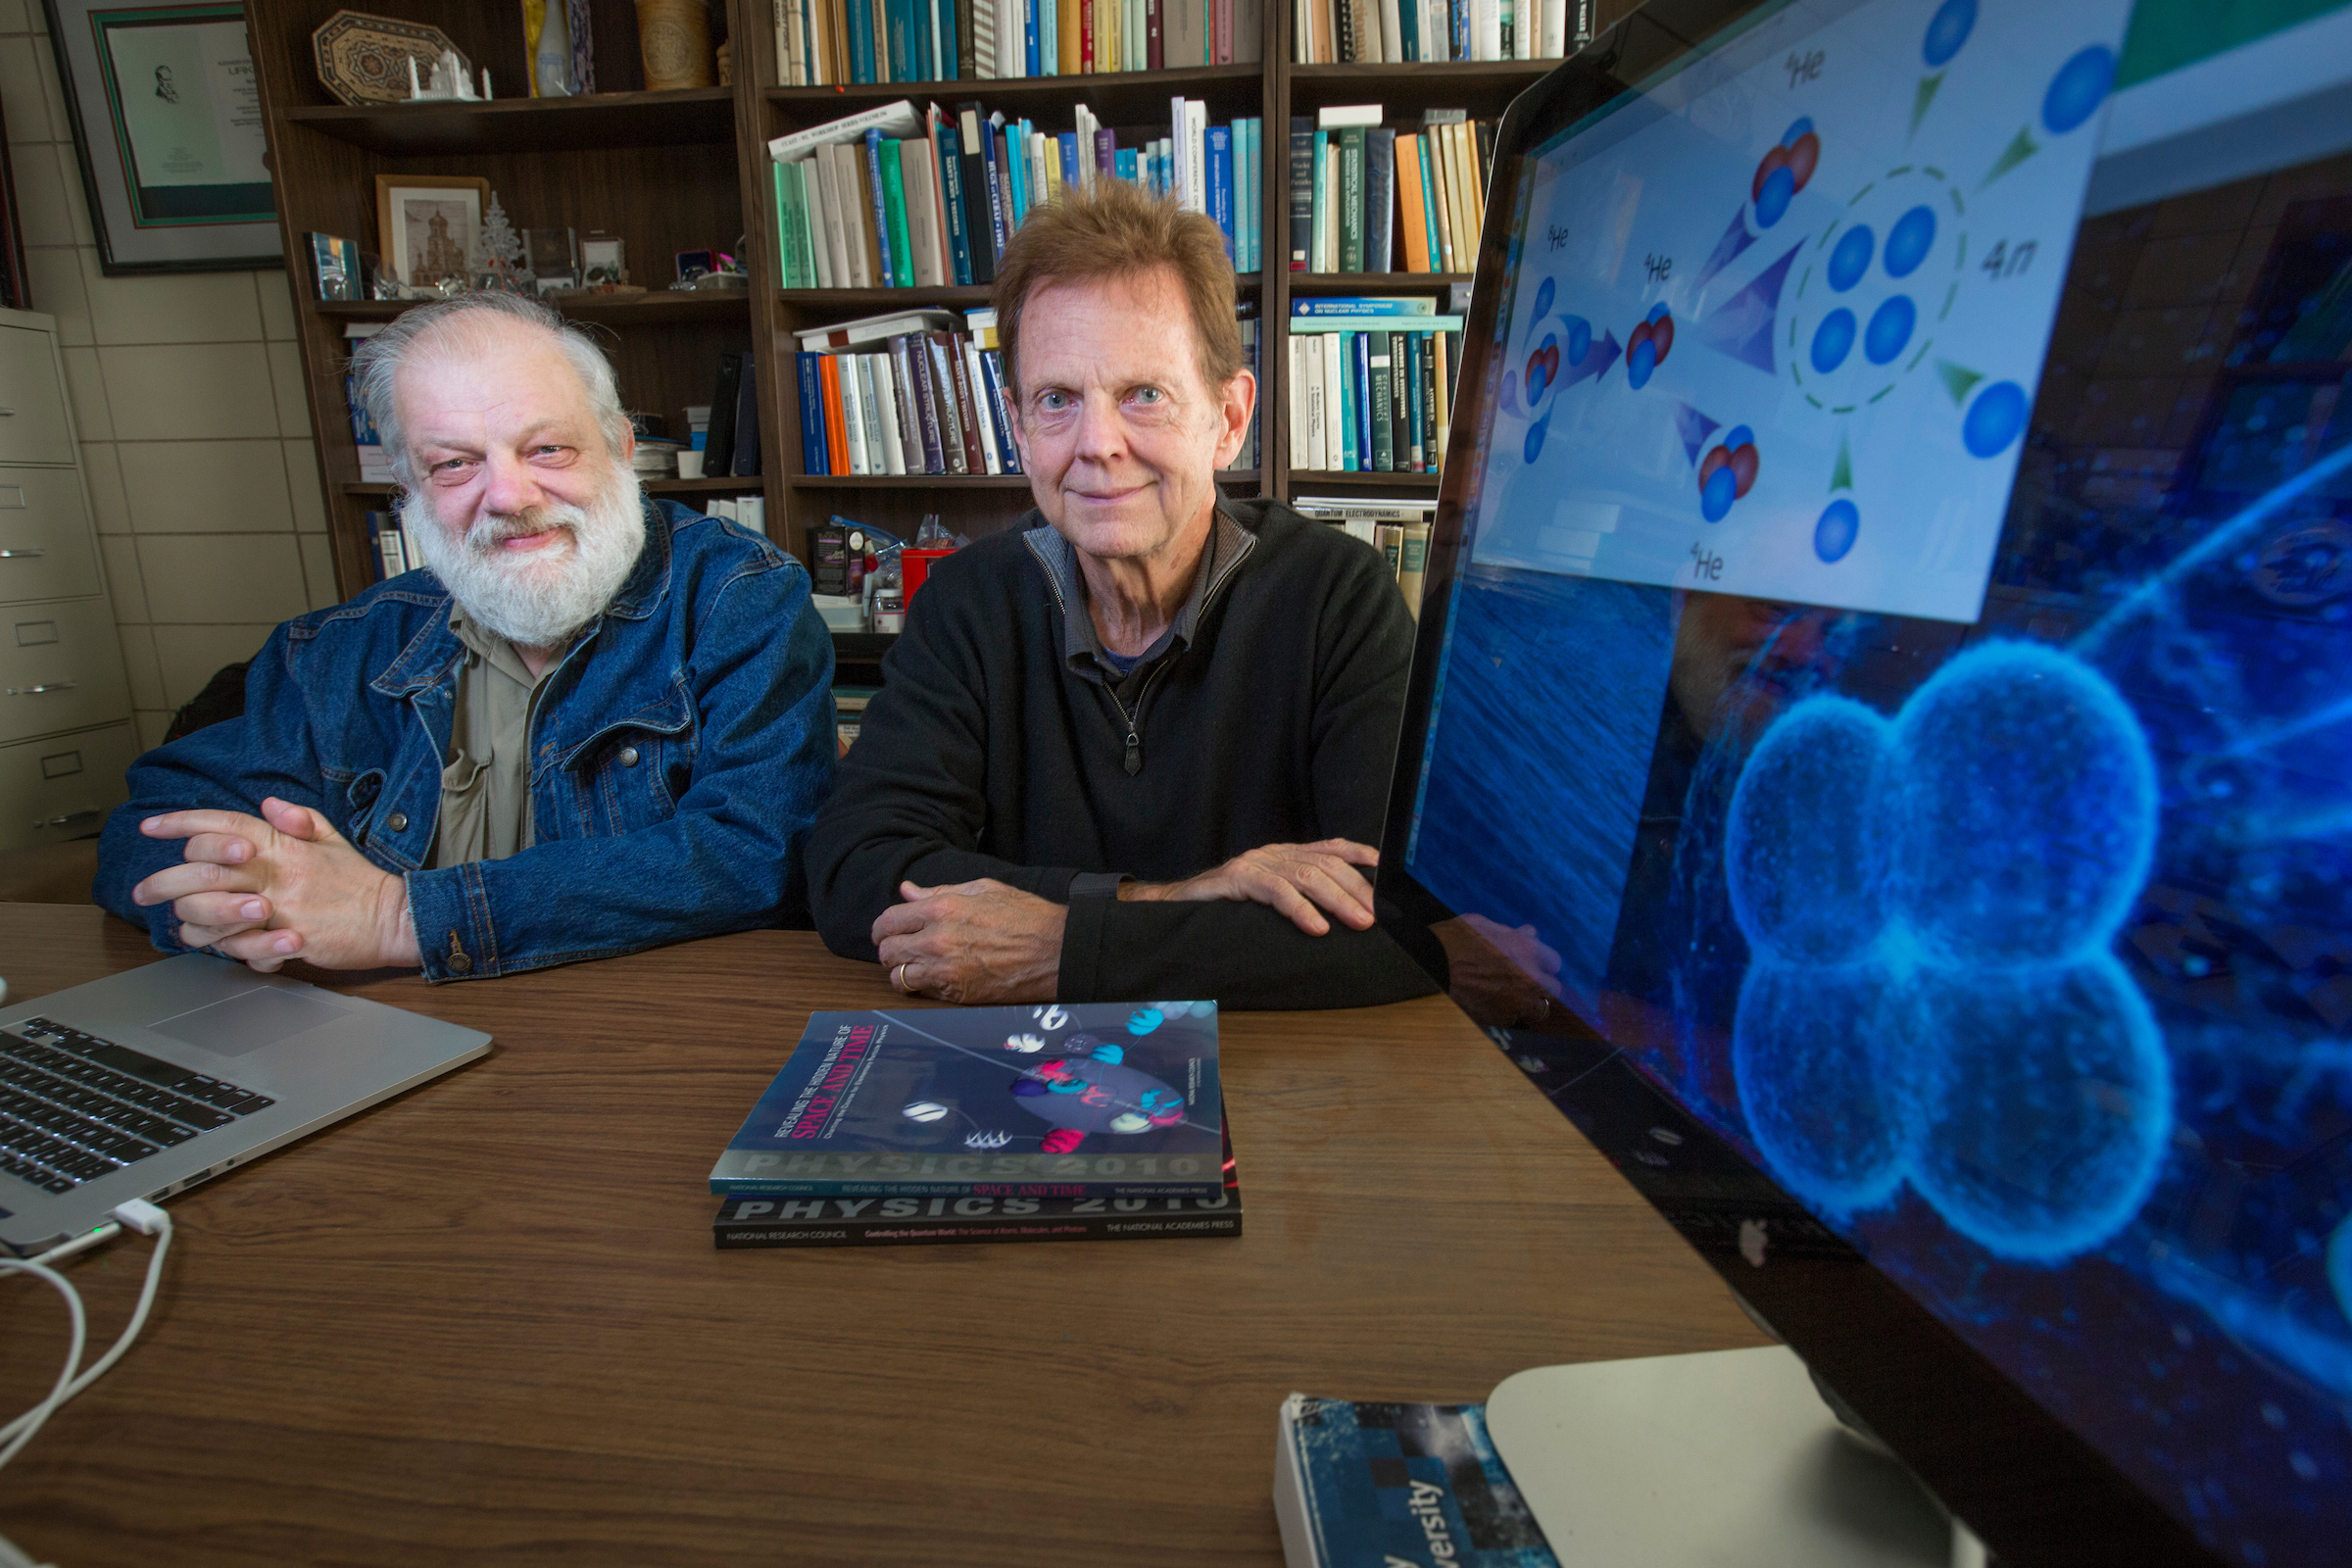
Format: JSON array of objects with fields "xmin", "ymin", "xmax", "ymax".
[{"xmin": 94, "ymin": 293, "xmax": 834, "ymax": 981}]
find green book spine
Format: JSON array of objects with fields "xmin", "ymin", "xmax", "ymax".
[
  {"xmin": 1416, "ymin": 134, "xmax": 1442, "ymax": 272},
  {"xmin": 775, "ymin": 162, "xmax": 814, "ymax": 288},
  {"xmin": 1339, "ymin": 125, "xmax": 1366, "ymax": 273},
  {"xmin": 1338, "ymin": 329, "xmax": 1359, "ymax": 471},
  {"xmin": 1367, "ymin": 329, "xmax": 1394, "ymax": 471},
  {"xmin": 1309, "ymin": 128, "xmax": 1331, "ymax": 272},
  {"xmin": 880, "ymin": 139, "xmax": 915, "ymax": 288}
]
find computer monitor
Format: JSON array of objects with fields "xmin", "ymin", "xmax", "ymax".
[{"xmin": 1375, "ymin": 2, "xmax": 2352, "ymax": 1564}]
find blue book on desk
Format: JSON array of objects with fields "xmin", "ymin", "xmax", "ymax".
[
  {"xmin": 1275, "ymin": 1396, "xmax": 1560, "ymax": 1568},
  {"xmin": 710, "ymin": 1001, "xmax": 1224, "ymax": 1197}
]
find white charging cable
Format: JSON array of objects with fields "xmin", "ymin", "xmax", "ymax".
[{"xmin": 0, "ymin": 1199, "xmax": 175, "ymax": 1467}]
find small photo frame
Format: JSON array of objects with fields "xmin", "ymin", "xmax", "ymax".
[
  {"xmin": 581, "ymin": 232, "xmax": 626, "ymax": 286},
  {"xmin": 374, "ymin": 173, "xmax": 488, "ymax": 287}
]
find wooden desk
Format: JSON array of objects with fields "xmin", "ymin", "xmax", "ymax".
[{"xmin": 0, "ymin": 906, "xmax": 1762, "ymax": 1565}]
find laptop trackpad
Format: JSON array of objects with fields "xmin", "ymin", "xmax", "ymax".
[{"xmin": 151, "ymin": 985, "xmax": 351, "ymax": 1056}]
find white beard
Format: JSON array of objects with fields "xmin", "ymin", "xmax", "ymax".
[{"xmin": 405, "ymin": 464, "xmax": 647, "ymax": 650}]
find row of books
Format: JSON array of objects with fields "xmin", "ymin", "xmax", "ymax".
[
  {"xmin": 1288, "ymin": 298, "xmax": 1462, "ymax": 474},
  {"xmin": 1291, "ymin": 0, "xmax": 1591, "ymax": 61},
  {"xmin": 796, "ymin": 307, "xmax": 1018, "ymax": 477},
  {"xmin": 1290, "ymin": 106, "xmax": 1493, "ymax": 274},
  {"xmin": 1295, "ymin": 496, "xmax": 1435, "ymax": 616},
  {"xmin": 770, "ymin": 0, "xmax": 1263, "ymax": 86},
  {"xmin": 710, "ymin": 1001, "xmax": 1240, "ymax": 1250},
  {"xmin": 770, "ymin": 99, "xmax": 1265, "ymax": 292}
]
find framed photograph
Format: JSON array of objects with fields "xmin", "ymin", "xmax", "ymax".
[
  {"xmin": 374, "ymin": 174, "xmax": 488, "ymax": 288},
  {"xmin": 42, "ymin": 0, "xmax": 279, "ymax": 274}
]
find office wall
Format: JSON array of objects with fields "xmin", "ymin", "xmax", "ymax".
[{"xmin": 0, "ymin": 5, "xmax": 337, "ymax": 753}]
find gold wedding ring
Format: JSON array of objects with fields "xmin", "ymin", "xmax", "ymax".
[{"xmin": 894, "ymin": 962, "xmax": 908, "ymax": 992}]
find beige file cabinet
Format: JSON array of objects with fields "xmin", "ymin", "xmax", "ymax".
[{"xmin": 0, "ymin": 308, "xmax": 134, "ymax": 853}]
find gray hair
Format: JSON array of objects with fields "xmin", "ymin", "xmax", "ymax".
[{"xmin": 347, "ymin": 292, "xmax": 630, "ymax": 488}]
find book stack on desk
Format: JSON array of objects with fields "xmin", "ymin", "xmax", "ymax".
[{"xmin": 710, "ymin": 1000, "xmax": 1240, "ymax": 1249}]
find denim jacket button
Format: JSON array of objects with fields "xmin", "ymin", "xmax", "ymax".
[
  {"xmin": 447, "ymin": 951, "xmax": 472, "ymax": 974},
  {"xmin": 618, "ymin": 746, "xmax": 640, "ymax": 766},
  {"xmin": 386, "ymin": 811, "xmax": 409, "ymax": 832}
]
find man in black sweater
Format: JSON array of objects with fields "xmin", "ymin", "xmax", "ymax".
[{"xmin": 806, "ymin": 182, "xmax": 1437, "ymax": 1008}]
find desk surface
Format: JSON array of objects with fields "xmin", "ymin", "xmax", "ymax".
[{"xmin": 0, "ymin": 907, "xmax": 1761, "ymax": 1566}]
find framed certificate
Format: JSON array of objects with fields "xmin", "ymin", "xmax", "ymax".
[{"xmin": 43, "ymin": 0, "xmax": 280, "ymax": 274}]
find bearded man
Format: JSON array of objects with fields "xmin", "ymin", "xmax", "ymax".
[{"xmin": 93, "ymin": 292, "xmax": 835, "ymax": 980}]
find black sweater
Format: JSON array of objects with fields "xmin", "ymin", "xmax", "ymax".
[{"xmin": 807, "ymin": 498, "xmax": 1440, "ymax": 1008}]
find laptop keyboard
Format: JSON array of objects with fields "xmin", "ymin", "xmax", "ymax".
[{"xmin": 0, "ymin": 1017, "xmax": 274, "ymax": 1196}]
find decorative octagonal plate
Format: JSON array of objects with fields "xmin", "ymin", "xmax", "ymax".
[{"xmin": 312, "ymin": 10, "xmax": 470, "ymax": 107}]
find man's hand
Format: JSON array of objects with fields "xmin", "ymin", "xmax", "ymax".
[
  {"xmin": 1121, "ymin": 838, "xmax": 1380, "ymax": 936},
  {"xmin": 131, "ymin": 797, "xmax": 421, "ymax": 973},
  {"xmin": 873, "ymin": 878, "xmax": 1064, "ymax": 1004}
]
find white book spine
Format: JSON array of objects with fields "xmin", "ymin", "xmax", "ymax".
[
  {"xmin": 1000, "ymin": 0, "xmax": 1022, "ymax": 78},
  {"xmin": 963, "ymin": 338, "xmax": 1004, "ymax": 473},
  {"xmin": 1478, "ymin": 0, "xmax": 1499, "ymax": 61},
  {"xmin": 1320, "ymin": 142, "xmax": 1339, "ymax": 270},
  {"xmin": 1171, "ymin": 97, "xmax": 1189, "ymax": 208},
  {"xmin": 871, "ymin": 354, "xmax": 908, "ymax": 474},
  {"xmin": 1288, "ymin": 335, "xmax": 1308, "ymax": 470},
  {"xmin": 859, "ymin": 356, "xmax": 892, "ymax": 474},
  {"xmin": 1321, "ymin": 331, "xmax": 1344, "ymax": 470},
  {"xmin": 932, "ymin": 0, "xmax": 948, "ymax": 79},
  {"xmin": 1185, "ymin": 100, "xmax": 1207, "ymax": 214},
  {"xmin": 839, "ymin": 355, "xmax": 871, "ymax": 473},
  {"xmin": 1304, "ymin": 335, "xmax": 1327, "ymax": 470},
  {"xmin": 1541, "ymin": 0, "xmax": 1563, "ymax": 56}
]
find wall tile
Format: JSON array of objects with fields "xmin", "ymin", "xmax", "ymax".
[
  {"xmin": 0, "ymin": 1, "xmax": 33, "ymax": 34},
  {"xmin": 23, "ymin": 243, "xmax": 89, "ymax": 344},
  {"xmin": 95, "ymin": 342, "xmax": 275, "ymax": 440},
  {"xmin": 30, "ymin": 34, "xmax": 70, "ymax": 142},
  {"xmin": 299, "ymin": 533, "xmax": 338, "ymax": 610},
  {"xmin": 257, "ymin": 271, "xmax": 300, "ymax": 340},
  {"xmin": 96, "ymin": 533, "xmax": 146, "ymax": 621},
  {"xmin": 152, "ymin": 624, "xmax": 275, "ymax": 709},
  {"xmin": 59, "ymin": 346, "xmax": 111, "ymax": 439},
  {"xmin": 0, "ymin": 38, "xmax": 53, "ymax": 148},
  {"xmin": 52, "ymin": 144, "xmax": 93, "ymax": 247},
  {"xmin": 283, "ymin": 440, "xmax": 327, "ymax": 532},
  {"xmin": 10, "ymin": 134, "xmax": 74, "ymax": 247},
  {"xmin": 266, "ymin": 340, "xmax": 311, "ymax": 436},
  {"xmin": 115, "ymin": 622, "xmax": 164, "ymax": 710},
  {"xmin": 117, "ymin": 440, "xmax": 292, "ymax": 534},
  {"xmin": 135, "ymin": 710, "xmax": 169, "ymax": 753},
  {"xmin": 138, "ymin": 535, "xmax": 309, "ymax": 626},
  {"xmin": 79, "ymin": 442, "xmax": 127, "ymax": 532},
  {"xmin": 80, "ymin": 251, "xmax": 265, "ymax": 345}
]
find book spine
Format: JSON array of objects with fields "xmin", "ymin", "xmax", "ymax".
[
  {"xmin": 849, "ymin": 0, "xmax": 880, "ymax": 79},
  {"xmin": 1387, "ymin": 328, "xmax": 1409, "ymax": 472},
  {"xmin": 1432, "ymin": 328, "xmax": 1450, "ymax": 468},
  {"xmin": 882, "ymin": 137, "xmax": 917, "ymax": 285},
  {"xmin": 815, "ymin": 353, "xmax": 849, "ymax": 473},
  {"xmin": 1041, "ymin": 0, "xmax": 1057, "ymax": 71},
  {"xmin": 979, "ymin": 116, "xmax": 1010, "ymax": 261},
  {"xmin": 1288, "ymin": 119, "xmax": 1313, "ymax": 270},
  {"xmin": 713, "ymin": 1177, "xmax": 1228, "ymax": 1198},
  {"xmin": 936, "ymin": 123, "xmax": 975, "ymax": 284},
  {"xmin": 1352, "ymin": 328, "xmax": 1374, "ymax": 468},
  {"xmin": 715, "ymin": 1195, "xmax": 1241, "ymax": 1247},
  {"xmin": 1416, "ymin": 132, "xmax": 1443, "ymax": 271},
  {"xmin": 1320, "ymin": 330, "xmax": 1343, "ymax": 468},
  {"xmin": 1024, "ymin": 0, "xmax": 1041, "ymax": 74},
  {"xmin": 1147, "ymin": 0, "xmax": 1164, "ymax": 68},
  {"xmin": 1403, "ymin": 330, "xmax": 1425, "ymax": 470},
  {"xmin": 971, "ymin": 0, "xmax": 996, "ymax": 74},
  {"xmin": 796, "ymin": 353, "xmax": 827, "ymax": 473},
  {"xmin": 882, "ymin": 335, "xmax": 927, "ymax": 472},
  {"xmin": 1367, "ymin": 330, "xmax": 1394, "ymax": 471},
  {"xmin": 1365, "ymin": 127, "xmax": 1396, "ymax": 273},
  {"xmin": 897, "ymin": 333, "xmax": 946, "ymax": 471},
  {"xmin": 1334, "ymin": 0, "xmax": 1353, "ymax": 59},
  {"xmin": 857, "ymin": 356, "xmax": 896, "ymax": 472},
  {"xmin": 852, "ymin": 140, "xmax": 886, "ymax": 284},
  {"xmin": 1206, "ymin": 125, "xmax": 1234, "ymax": 260},
  {"xmin": 939, "ymin": 330, "xmax": 987, "ymax": 473},
  {"xmin": 981, "ymin": 349, "xmax": 1021, "ymax": 471},
  {"xmin": 886, "ymin": 0, "xmax": 914, "ymax": 78},
  {"xmin": 1339, "ymin": 124, "xmax": 1365, "ymax": 272},
  {"xmin": 1308, "ymin": 128, "xmax": 1330, "ymax": 271},
  {"xmin": 1336, "ymin": 329, "xmax": 1357, "ymax": 470},
  {"xmin": 707, "ymin": 353, "xmax": 743, "ymax": 473},
  {"xmin": 923, "ymin": 334, "xmax": 969, "ymax": 473}
]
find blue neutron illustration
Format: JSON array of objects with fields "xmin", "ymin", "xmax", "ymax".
[
  {"xmin": 1465, "ymin": 0, "xmax": 2132, "ymax": 621},
  {"xmin": 1725, "ymin": 644, "xmax": 2170, "ymax": 1256}
]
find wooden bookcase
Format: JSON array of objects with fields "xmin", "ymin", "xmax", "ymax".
[{"xmin": 247, "ymin": 0, "xmax": 1633, "ymax": 598}]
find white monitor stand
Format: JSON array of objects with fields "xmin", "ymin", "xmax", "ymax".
[{"xmin": 1485, "ymin": 1345, "xmax": 1970, "ymax": 1567}]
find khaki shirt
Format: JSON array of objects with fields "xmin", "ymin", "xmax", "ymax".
[{"xmin": 431, "ymin": 607, "xmax": 564, "ymax": 869}]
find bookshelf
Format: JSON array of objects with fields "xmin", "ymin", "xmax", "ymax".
[{"xmin": 247, "ymin": 0, "xmax": 1637, "ymax": 597}]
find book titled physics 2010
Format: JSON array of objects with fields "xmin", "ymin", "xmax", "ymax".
[{"xmin": 710, "ymin": 1002, "xmax": 1223, "ymax": 1198}]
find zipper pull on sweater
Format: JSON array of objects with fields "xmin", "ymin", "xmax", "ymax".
[{"xmin": 1123, "ymin": 727, "xmax": 1142, "ymax": 775}]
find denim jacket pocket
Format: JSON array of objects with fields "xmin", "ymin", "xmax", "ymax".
[{"xmin": 556, "ymin": 683, "xmax": 696, "ymax": 837}]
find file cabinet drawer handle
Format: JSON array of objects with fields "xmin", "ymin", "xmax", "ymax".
[
  {"xmin": 6, "ymin": 682, "xmax": 74, "ymax": 696},
  {"xmin": 0, "ymin": 549, "xmax": 46, "ymax": 559},
  {"xmin": 33, "ymin": 808, "xmax": 98, "ymax": 828}
]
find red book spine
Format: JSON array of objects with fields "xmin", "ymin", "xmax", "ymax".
[
  {"xmin": 1147, "ymin": 0, "xmax": 1163, "ymax": 70},
  {"xmin": 1079, "ymin": 0, "xmax": 1094, "ymax": 72},
  {"xmin": 1212, "ymin": 0, "xmax": 1231, "ymax": 63}
]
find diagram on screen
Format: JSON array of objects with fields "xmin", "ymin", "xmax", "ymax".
[{"xmin": 1474, "ymin": 0, "xmax": 2133, "ymax": 622}]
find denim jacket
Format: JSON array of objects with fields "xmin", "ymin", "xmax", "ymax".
[{"xmin": 95, "ymin": 502, "xmax": 836, "ymax": 981}]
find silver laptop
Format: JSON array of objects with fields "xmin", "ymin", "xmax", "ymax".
[{"xmin": 0, "ymin": 954, "xmax": 489, "ymax": 1255}]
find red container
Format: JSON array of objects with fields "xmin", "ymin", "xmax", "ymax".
[{"xmin": 900, "ymin": 548, "xmax": 955, "ymax": 601}]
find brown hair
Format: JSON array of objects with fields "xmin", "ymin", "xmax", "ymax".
[{"xmin": 990, "ymin": 178, "xmax": 1244, "ymax": 406}]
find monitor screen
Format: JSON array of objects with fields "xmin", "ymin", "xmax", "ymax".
[{"xmin": 1382, "ymin": 1, "xmax": 2352, "ymax": 1563}]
